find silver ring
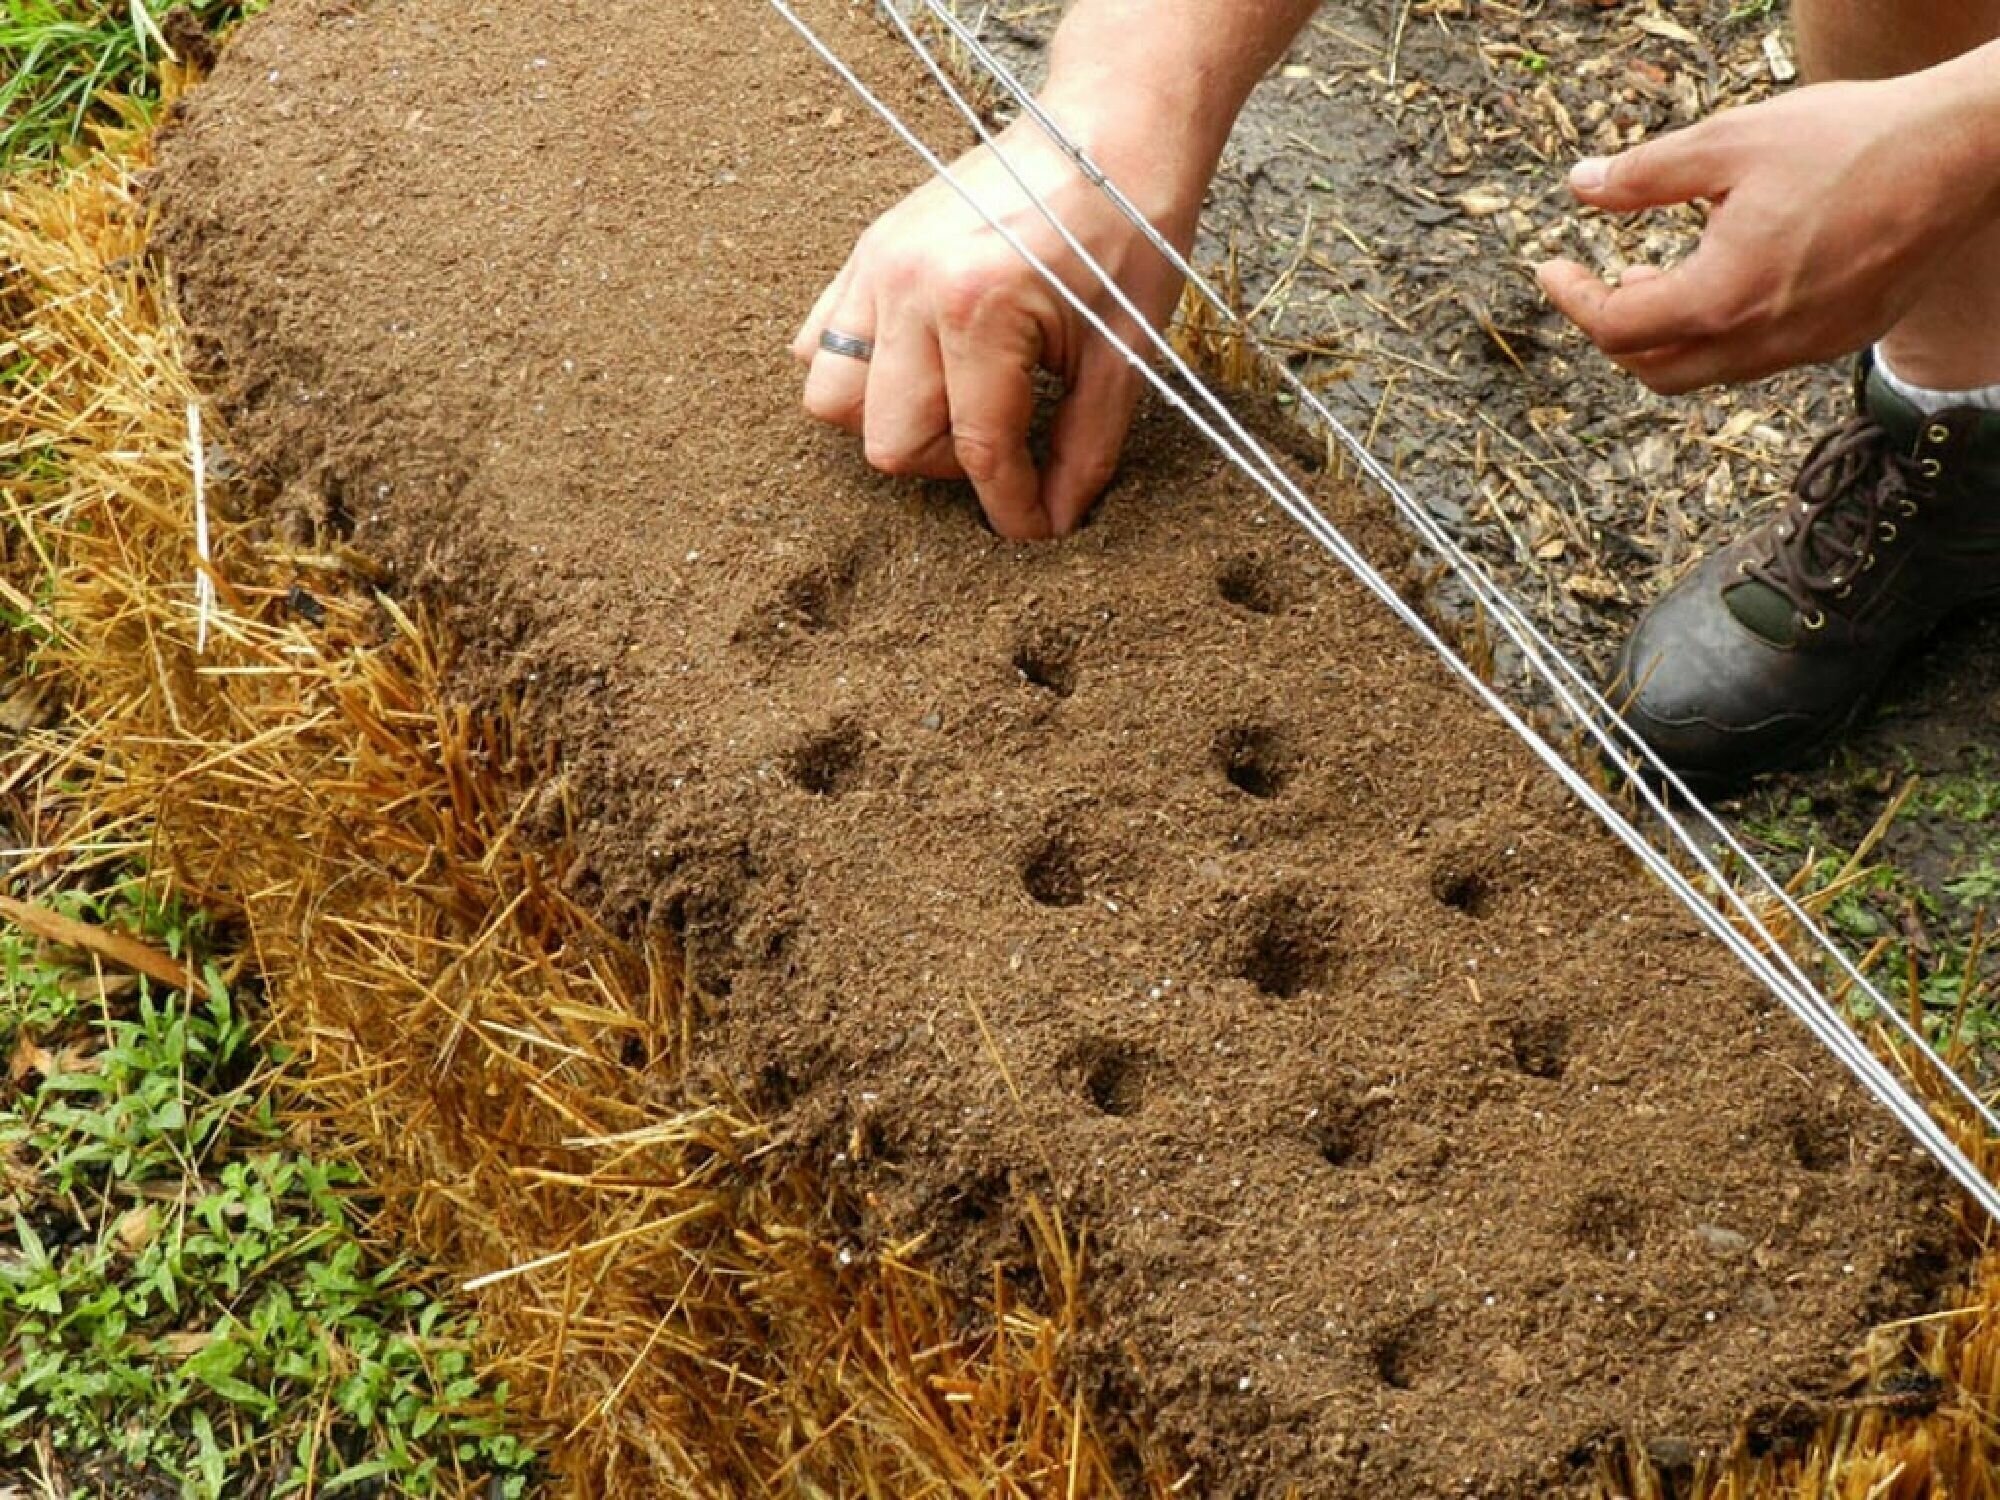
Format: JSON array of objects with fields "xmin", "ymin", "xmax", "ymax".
[{"xmin": 819, "ymin": 329, "xmax": 875, "ymax": 363}]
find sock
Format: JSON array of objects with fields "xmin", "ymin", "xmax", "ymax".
[{"xmin": 1874, "ymin": 348, "xmax": 2000, "ymax": 415}]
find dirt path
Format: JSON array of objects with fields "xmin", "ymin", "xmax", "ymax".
[{"xmin": 155, "ymin": 3, "xmax": 1957, "ymax": 1493}]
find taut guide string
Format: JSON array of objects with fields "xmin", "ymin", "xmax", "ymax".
[
  {"xmin": 763, "ymin": 0, "xmax": 2000, "ymax": 1223},
  {"xmin": 910, "ymin": 0, "xmax": 1995, "ymax": 1140},
  {"xmin": 904, "ymin": 0, "xmax": 2000, "ymax": 1196}
]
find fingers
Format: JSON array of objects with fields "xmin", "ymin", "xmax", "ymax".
[
  {"xmin": 938, "ymin": 301, "xmax": 1051, "ymax": 541},
  {"xmin": 1622, "ymin": 337, "xmax": 1793, "ymax": 398},
  {"xmin": 1538, "ymin": 257, "xmax": 1723, "ymax": 391},
  {"xmin": 1544, "ymin": 111, "xmax": 1822, "ymax": 389},
  {"xmin": 863, "ymin": 297, "xmax": 961, "ymax": 482},
  {"xmin": 1536, "ymin": 255, "xmax": 1722, "ymax": 359},
  {"xmin": 1567, "ymin": 117, "xmax": 1734, "ymax": 214},
  {"xmin": 1044, "ymin": 340, "xmax": 1140, "ymax": 534},
  {"xmin": 801, "ymin": 274, "xmax": 874, "ymax": 434},
  {"xmin": 1540, "ymin": 265, "xmax": 1794, "ymax": 395},
  {"xmin": 798, "ymin": 258, "xmax": 1052, "ymax": 533},
  {"xmin": 1545, "ymin": 119, "xmax": 1743, "ymax": 363}
]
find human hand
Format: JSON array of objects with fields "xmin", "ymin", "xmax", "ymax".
[
  {"xmin": 1536, "ymin": 68, "xmax": 2000, "ymax": 395},
  {"xmin": 792, "ymin": 116, "xmax": 1204, "ymax": 540}
]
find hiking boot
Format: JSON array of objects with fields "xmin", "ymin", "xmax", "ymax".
[{"xmin": 1611, "ymin": 355, "xmax": 2000, "ymax": 794}]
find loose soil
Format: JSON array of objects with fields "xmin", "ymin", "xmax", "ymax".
[
  {"xmin": 993, "ymin": 0, "xmax": 2000, "ymax": 1051},
  {"xmin": 154, "ymin": 3, "xmax": 1960, "ymax": 1494}
]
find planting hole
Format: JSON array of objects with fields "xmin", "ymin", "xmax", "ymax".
[
  {"xmin": 320, "ymin": 474, "xmax": 354, "ymax": 540},
  {"xmin": 1508, "ymin": 1015, "xmax": 1570, "ymax": 1080},
  {"xmin": 756, "ymin": 1061, "xmax": 803, "ymax": 1111},
  {"xmin": 1237, "ymin": 901, "xmax": 1335, "ymax": 999},
  {"xmin": 850, "ymin": 1115, "xmax": 902, "ymax": 1167},
  {"xmin": 1216, "ymin": 725, "xmax": 1293, "ymax": 800},
  {"xmin": 1023, "ymin": 836, "xmax": 1086, "ymax": 909},
  {"xmin": 1371, "ymin": 1311, "xmax": 1439, "ymax": 1392},
  {"xmin": 1217, "ymin": 555, "xmax": 1289, "ymax": 616},
  {"xmin": 1566, "ymin": 1190, "xmax": 1645, "ymax": 1257},
  {"xmin": 1236, "ymin": 897, "xmax": 1336, "ymax": 1000},
  {"xmin": 788, "ymin": 723, "xmax": 864, "ymax": 797},
  {"xmin": 684, "ymin": 940, "xmax": 735, "ymax": 999},
  {"xmin": 783, "ymin": 570, "xmax": 839, "ymax": 631},
  {"xmin": 1790, "ymin": 1118, "xmax": 1848, "ymax": 1174},
  {"xmin": 1430, "ymin": 862, "xmax": 1494, "ymax": 918},
  {"xmin": 776, "ymin": 548, "xmax": 864, "ymax": 634},
  {"xmin": 1076, "ymin": 1041, "xmax": 1151, "ymax": 1118},
  {"xmin": 1308, "ymin": 1095, "xmax": 1384, "ymax": 1169},
  {"xmin": 948, "ymin": 1171, "xmax": 1010, "ymax": 1226},
  {"xmin": 1013, "ymin": 630, "xmax": 1078, "ymax": 698}
]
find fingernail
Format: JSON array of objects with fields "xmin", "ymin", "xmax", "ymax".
[{"xmin": 1570, "ymin": 157, "xmax": 1611, "ymax": 192}]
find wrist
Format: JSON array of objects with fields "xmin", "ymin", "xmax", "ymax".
[
  {"xmin": 1031, "ymin": 71, "xmax": 1232, "ymax": 240},
  {"xmin": 1036, "ymin": 13, "xmax": 1265, "ymax": 236},
  {"xmin": 1920, "ymin": 39, "xmax": 2000, "ymax": 216}
]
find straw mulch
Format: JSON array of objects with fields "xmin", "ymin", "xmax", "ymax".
[{"xmin": 5, "ymin": 103, "xmax": 2000, "ymax": 1500}]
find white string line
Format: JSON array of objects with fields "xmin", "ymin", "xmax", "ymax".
[
  {"xmin": 914, "ymin": 0, "xmax": 2000, "ymax": 1138},
  {"xmin": 763, "ymin": 0, "xmax": 2000, "ymax": 1220},
  {"xmin": 870, "ymin": 1, "xmax": 1997, "ymax": 1172},
  {"xmin": 781, "ymin": 0, "xmax": 1996, "ymax": 1214},
  {"xmin": 913, "ymin": 0, "xmax": 1996, "ymax": 1138},
  {"xmin": 189, "ymin": 401, "xmax": 215, "ymax": 655}
]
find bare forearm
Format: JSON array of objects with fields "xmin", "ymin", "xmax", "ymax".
[
  {"xmin": 1037, "ymin": 0, "xmax": 1320, "ymax": 220},
  {"xmin": 793, "ymin": 0, "xmax": 1319, "ymax": 538},
  {"xmin": 1928, "ymin": 38, "xmax": 2000, "ymax": 218}
]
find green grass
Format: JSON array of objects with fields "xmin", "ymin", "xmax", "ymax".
[
  {"xmin": 6, "ymin": 25, "xmax": 541, "ymax": 1484},
  {"xmin": 1737, "ymin": 746, "xmax": 2000, "ymax": 1063},
  {"xmin": 0, "ymin": 0, "xmax": 263, "ymax": 175},
  {"xmin": 1, "ymin": 884, "xmax": 539, "ymax": 1496}
]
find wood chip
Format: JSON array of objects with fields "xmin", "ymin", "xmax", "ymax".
[
  {"xmin": 1634, "ymin": 12, "xmax": 1700, "ymax": 46},
  {"xmin": 0, "ymin": 685, "xmax": 57, "ymax": 738},
  {"xmin": 0, "ymin": 894, "xmax": 196, "ymax": 992},
  {"xmin": 1455, "ymin": 187, "xmax": 1512, "ymax": 218},
  {"xmin": 1761, "ymin": 31, "xmax": 1797, "ymax": 84}
]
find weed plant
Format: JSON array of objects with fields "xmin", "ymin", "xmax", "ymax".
[
  {"xmin": 1, "ymin": 0, "xmax": 263, "ymax": 174},
  {"xmin": 1739, "ymin": 745, "xmax": 2000, "ymax": 1067},
  {"xmin": 0, "ymin": 885, "xmax": 538, "ymax": 1496}
]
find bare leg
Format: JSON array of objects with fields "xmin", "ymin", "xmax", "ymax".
[{"xmin": 1794, "ymin": 0, "xmax": 2000, "ymax": 387}]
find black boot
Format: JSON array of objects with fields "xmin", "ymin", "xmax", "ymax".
[{"xmin": 1610, "ymin": 355, "xmax": 2000, "ymax": 794}]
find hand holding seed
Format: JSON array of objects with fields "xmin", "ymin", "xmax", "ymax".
[{"xmin": 1537, "ymin": 67, "xmax": 2000, "ymax": 393}]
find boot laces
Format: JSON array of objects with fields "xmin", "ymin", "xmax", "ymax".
[{"xmin": 1746, "ymin": 417, "xmax": 1925, "ymax": 614}]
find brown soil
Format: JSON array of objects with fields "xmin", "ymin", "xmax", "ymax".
[{"xmin": 153, "ymin": 3, "xmax": 1959, "ymax": 1494}]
